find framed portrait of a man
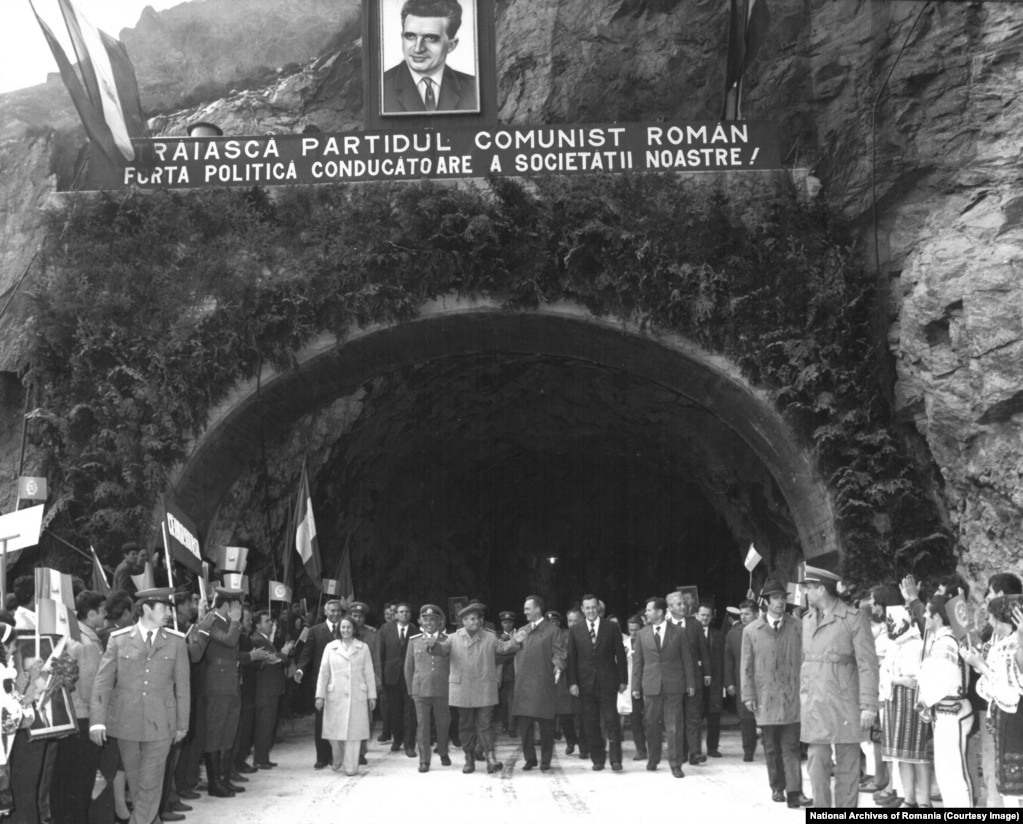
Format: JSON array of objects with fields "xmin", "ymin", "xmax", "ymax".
[{"xmin": 378, "ymin": 0, "xmax": 481, "ymax": 116}]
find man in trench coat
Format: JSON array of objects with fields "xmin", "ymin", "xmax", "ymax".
[
  {"xmin": 501, "ymin": 595, "xmax": 567, "ymax": 771},
  {"xmin": 741, "ymin": 580, "xmax": 811, "ymax": 808},
  {"xmin": 799, "ymin": 565, "xmax": 879, "ymax": 808}
]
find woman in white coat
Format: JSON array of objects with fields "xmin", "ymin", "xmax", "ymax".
[{"xmin": 315, "ymin": 616, "xmax": 377, "ymax": 775}]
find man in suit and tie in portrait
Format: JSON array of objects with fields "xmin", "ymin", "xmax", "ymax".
[
  {"xmin": 381, "ymin": 0, "xmax": 479, "ymax": 114},
  {"xmin": 632, "ymin": 596, "xmax": 696, "ymax": 778},
  {"xmin": 89, "ymin": 587, "xmax": 190, "ymax": 824},
  {"xmin": 567, "ymin": 594, "xmax": 629, "ymax": 772}
]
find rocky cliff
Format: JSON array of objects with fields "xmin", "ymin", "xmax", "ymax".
[{"xmin": 1, "ymin": 0, "xmax": 1021, "ymax": 586}]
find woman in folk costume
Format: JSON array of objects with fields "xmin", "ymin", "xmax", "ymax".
[
  {"xmin": 879, "ymin": 604, "xmax": 932, "ymax": 808},
  {"xmin": 315, "ymin": 616, "xmax": 377, "ymax": 776},
  {"xmin": 917, "ymin": 594, "xmax": 973, "ymax": 807},
  {"xmin": 961, "ymin": 596, "xmax": 1023, "ymax": 805}
]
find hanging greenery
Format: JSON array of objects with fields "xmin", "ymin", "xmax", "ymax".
[{"xmin": 28, "ymin": 174, "xmax": 955, "ymax": 587}]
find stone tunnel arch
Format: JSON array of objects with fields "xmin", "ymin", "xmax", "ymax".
[{"xmin": 171, "ymin": 296, "xmax": 838, "ymax": 613}]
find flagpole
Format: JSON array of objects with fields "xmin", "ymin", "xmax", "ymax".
[{"xmin": 0, "ymin": 535, "xmax": 17, "ymax": 614}]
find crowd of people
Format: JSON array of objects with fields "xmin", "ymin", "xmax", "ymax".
[{"xmin": 0, "ymin": 554, "xmax": 1019, "ymax": 823}]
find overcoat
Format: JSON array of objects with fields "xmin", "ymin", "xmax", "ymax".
[
  {"xmin": 700, "ymin": 625, "xmax": 725, "ymax": 713},
  {"xmin": 449, "ymin": 627, "xmax": 504, "ymax": 708},
  {"xmin": 507, "ymin": 619, "xmax": 567, "ymax": 719},
  {"xmin": 90, "ymin": 624, "xmax": 190, "ymax": 741},
  {"xmin": 404, "ymin": 632, "xmax": 451, "ymax": 698},
  {"xmin": 316, "ymin": 639, "xmax": 377, "ymax": 741},
  {"xmin": 740, "ymin": 613, "xmax": 802, "ymax": 725},
  {"xmin": 800, "ymin": 600, "xmax": 879, "ymax": 743},
  {"xmin": 724, "ymin": 622, "xmax": 755, "ymax": 721}
]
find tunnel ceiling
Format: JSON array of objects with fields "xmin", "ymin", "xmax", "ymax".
[{"xmin": 207, "ymin": 347, "xmax": 802, "ymax": 616}]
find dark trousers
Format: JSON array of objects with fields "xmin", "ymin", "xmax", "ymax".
[
  {"xmin": 763, "ymin": 723, "xmax": 803, "ymax": 793},
  {"xmin": 160, "ymin": 741, "xmax": 181, "ymax": 814},
  {"xmin": 518, "ymin": 716, "xmax": 555, "ymax": 766},
  {"xmin": 682, "ymin": 692, "xmax": 702, "ymax": 758},
  {"xmin": 580, "ymin": 688, "xmax": 622, "ymax": 766},
  {"xmin": 705, "ymin": 708, "xmax": 721, "ymax": 751},
  {"xmin": 644, "ymin": 692, "xmax": 684, "ymax": 767},
  {"xmin": 379, "ymin": 686, "xmax": 390, "ymax": 738},
  {"xmin": 9, "ymin": 730, "xmax": 53, "ymax": 824},
  {"xmin": 88, "ymin": 738, "xmax": 120, "ymax": 824},
  {"xmin": 627, "ymin": 696, "xmax": 647, "ymax": 755},
  {"xmin": 498, "ymin": 681, "xmax": 514, "ymax": 731},
  {"xmin": 740, "ymin": 716, "xmax": 758, "ymax": 757},
  {"xmin": 234, "ymin": 697, "xmax": 255, "ymax": 765},
  {"xmin": 385, "ymin": 682, "xmax": 416, "ymax": 747},
  {"xmin": 52, "ymin": 720, "xmax": 101, "ymax": 824},
  {"xmin": 253, "ymin": 697, "xmax": 280, "ymax": 764},
  {"xmin": 312, "ymin": 705, "xmax": 332, "ymax": 764},
  {"xmin": 457, "ymin": 705, "xmax": 495, "ymax": 756}
]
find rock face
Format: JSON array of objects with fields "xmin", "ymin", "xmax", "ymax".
[{"xmin": 1, "ymin": 0, "xmax": 1021, "ymax": 586}]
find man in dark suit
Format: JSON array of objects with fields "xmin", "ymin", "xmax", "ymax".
[
  {"xmin": 251, "ymin": 611, "xmax": 286, "ymax": 769},
  {"xmin": 379, "ymin": 602, "xmax": 417, "ymax": 757},
  {"xmin": 667, "ymin": 589, "xmax": 707, "ymax": 765},
  {"xmin": 567, "ymin": 593, "xmax": 628, "ymax": 772},
  {"xmin": 632, "ymin": 596, "xmax": 696, "ymax": 778},
  {"xmin": 381, "ymin": 0, "xmax": 478, "ymax": 114},
  {"xmin": 695, "ymin": 602, "xmax": 726, "ymax": 758},
  {"xmin": 498, "ymin": 595, "xmax": 567, "ymax": 771},
  {"xmin": 294, "ymin": 599, "xmax": 343, "ymax": 768}
]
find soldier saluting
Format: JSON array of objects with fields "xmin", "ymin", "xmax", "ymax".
[{"xmin": 89, "ymin": 587, "xmax": 190, "ymax": 824}]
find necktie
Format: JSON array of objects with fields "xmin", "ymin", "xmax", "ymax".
[
  {"xmin": 589, "ymin": 621, "xmax": 597, "ymax": 645},
  {"xmin": 773, "ymin": 621, "xmax": 780, "ymax": 633},
  {"xmin": 145, "ymin": 631, "xmax": 154, "ymax": 652},
  {"xmin": 423, "ymin": 78, "xmax": 436, "ymax": 111},
  {"xmin": 332, "ymin": 623, "xmax": 339, "ymax": 640},
  {"xmin": 654, "ymin": 625, "xmax": 662, "ymax": 650},
  {"xmin": 400, "ymin": 626, "xmax": 405, "ymax": 643}
]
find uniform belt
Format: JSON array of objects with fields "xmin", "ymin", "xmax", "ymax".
[
  {"xmin": 935, "ymin": 699, "xmax": 967, "ymax": 714},
  {"xmin": 802, "ymin": 652, "xmax": 854, "ymax": 664}
]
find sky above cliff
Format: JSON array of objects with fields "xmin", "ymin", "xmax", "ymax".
[{"xmin": 2, "ymin": 0, "xmax": 183, "ymax": 94}]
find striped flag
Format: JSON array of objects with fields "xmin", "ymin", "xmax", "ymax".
[
  {"xmin": 29, "ymin": 0, "xmax": 148, "ymax": 164},
  {"xmin": 89, "ymin": 545, "xmax": 111, "ymax": 595},
  {"xmin": 293, "ymin": 461, "xmax": 322, "ymax": 583},
  {"xmin": 721, "ymin": 0, "xmax": 771, "ymax": 120}
]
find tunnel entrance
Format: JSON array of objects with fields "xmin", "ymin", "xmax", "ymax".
[{"xmin": 178, "ymin": 300, "xmax": 837, "ymax": 622}]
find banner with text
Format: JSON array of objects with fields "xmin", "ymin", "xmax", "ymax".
[{"xmin": 99, "ymin": 120, "xmax": 781, "ymax": 190}]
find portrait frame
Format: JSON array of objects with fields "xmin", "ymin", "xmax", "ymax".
[
  {"xmin": 675, "ymin": 586, "xmax": 700, "ymax": 617},
  {"xmin": 378, "ymin": 0, "xmax": 482, "ymax": 117},
  {"xmin": 28, "ymin": 684, "xmax": 77, "ymax": 741},
  {"xmin": 447, "ymin": 596, "xmax": 468, "ymax": 627}
]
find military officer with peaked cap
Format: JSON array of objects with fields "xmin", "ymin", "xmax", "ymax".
[
  {"xmin": 89, "ymin": 587, "xmax": 190, "ymax": 824},
  {"xmin": 202, "ymin": 585, "xmax": 247, "ymax": 798},
  {"xmin": 405, "ymin": 604, "xmax": 452, "ymax": 772}
]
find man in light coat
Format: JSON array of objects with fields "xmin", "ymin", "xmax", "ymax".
[
  {"xmin": 799, "ymin": 565, "xmax": 879, "ymax": 808},
  {"xmin": 500, "ymin": 595, "xmax": 567, "ymax": 772},
  {"xmin": 741, "ymin": 580, "xmax": 810, "ymax": 808},
  {"xmin": 404, "ymin": 604, "xmax": 452, "ymax": 772},
  {"xmin": 448, "ymin": 602, "xmax": 510, "ymax": 774},
  {"xmin": 89, "ymin": 587, "xmax": 190, "ymax": 824}
]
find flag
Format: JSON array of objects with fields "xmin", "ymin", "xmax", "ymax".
[
  {"xmin": 720, "ymin": 0, "xmax": 771, "ymax": 120},
  {"xmin": 945, "ymin": 595, "xmax": 976, "ymax": 645},
  {"xmin": 269, "ymin": 581, "xmax": 293, "ymax": 603},
  {"xmin": 29, "ymin": 0, "xmax": 147, "ymax": 164},
  {"xmin": 321, "ymin": 578, "xmax": 340, "ymax": 596},
  {"xmin": 743, "ymin": 543, "xmax": 762, "ymax": 572},
  {"xmin": 89, "ymin": 546, "xmax": 111, "ymax": 595},
  {"xmin": 293, "ymin": 462, "xmax": 322, "ymax": 583},
  {"xmin": 129, "ymin": 561, "xmax": 154, "ymax": 592},
  {"xmin": 162, "ymin": 497, "xmax": 203, "ymax": 573},
  {"xmin": 17, "ymin": 477, "xmax": 47, "ymax": 502},
  {"xmin": 337, "ymin": 543, "xmax": 355, "ymax": 605},
  {"xmin": 34, "ymin": 568, "xmax": 79, "ymax": 640}
]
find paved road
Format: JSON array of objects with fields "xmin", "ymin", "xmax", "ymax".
[{"xmin": 173, "ymin": 720, "xmax": 899, "ymax": 822}]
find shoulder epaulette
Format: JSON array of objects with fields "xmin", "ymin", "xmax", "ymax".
[
  {"xmin": 164, "ymin": 628, "xmax": 187, "ymax": 638},
  {"xmin": 482, "ymin": 626, "xmax": 496, "ymax": 634},
  {"xmin": 408, "ymin": 633, "xmax": 422, "ymax": 640},
  {"xmin": 111, "ymin": 626, "xmax": 133, "ymax": 637},
  {"xmin": 362, "ymin": 625, "xmax": 377, "ymax": 633}
]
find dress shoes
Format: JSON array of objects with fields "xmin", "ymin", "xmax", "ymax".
[
  {"xmin": 632, "ymin": 752, "xmax": 648, "ymax": 761},
  {"xmin": 359, "ymin": 755, "xmax": 368, "ymax": 765},
  {"xmin": 256, "ymin": 762, "xmax": 276, "ymax": 769},
  {"xmin": 787, "ymin": 792, "xmax": 813, "ymax": 808},
  {"xmin": 670, "ymin": 766, "xmax": 684, "ymax": 778},
  {"xmin": 440, "ymin": 755, "xmax": 452, "ymax": 766},
  {"xmin": 611, "ymin": 763, "xmax": 623, "ymax": 772},
  {"xmin": 743, "ymin": 753, "xmax": 754, "ymax": 762},
  {"xmin": 772, "ymin": 790, "xmax": 786, "ymax": 803},
  {"xmin": 314, "ymin": 761, "xmax": 329, "ymax": 769},
  {"xmin": 390, "ymin": 743, "xmax": 402, "ymax": 752},
  {"xmin": 646, "ymin": 761, "xmax": 659, "ymax": 772},
  {"xmin": 522, "ymin": 760, "xmax": 538, "ymax": 771},
  {"xmin": 707, "ymin": 750, "xmax": 722, "ymax": 758},
  {"xmin": 161, "ymin": 813, "xmax": 186, "ymax": 822},
  {"xmin": 169, "ymin": 802, "xmax": 192, "ymax": 812},
  {"xmin": 688, "ymin": 756, "xmax": 704, "ymax": 766},
  {"xmin": 540, "ymin": 763, "xmax": 552, "ymax": 772},
  {"xmin": 178, "ymin": 789, "xmax": 201, "ymax": 800},
  {"xmin": 592, "ymin": 763, "xmax": 604, "ymax": 771},
  {"xmin": 235, "ymin": 761, "xmax": 257, "ymax": 773},
  {"xmin": 418, "ymin": 763, "xmax": 430, "ymax": 773},
  {"xmin": 405, "ymin": 746, "xmax": 417, "ymax": 758},
  {"xmin": 377, "ymin": 734, "xmax": 391, "ymax": 743},
  {"xmin": 566, "ymin": 743, "xmax": 575, "ymax": 755}
]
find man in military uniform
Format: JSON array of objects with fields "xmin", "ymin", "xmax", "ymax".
[
  {"xmin": 203, "ymin": 587, "xmax": 247, "ymax": 797},
  {"xmin": 89, "ymin": 587, "xmax": 190, "ymax": 824},
  {"xmin": 349, "ymin": 601, "xmax": 381, "ymax": 765},
  {"xmin": 496, "ymin": 611, "xmax": 516, "ymax": 734},
  {"xmin": 404, "ymin": 604, "xmax": 452, "ymax": 772}
]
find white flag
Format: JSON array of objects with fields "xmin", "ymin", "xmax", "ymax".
[{"xmin": 744, "ymin": 544, "xmax": 762, "ymax": 572}]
